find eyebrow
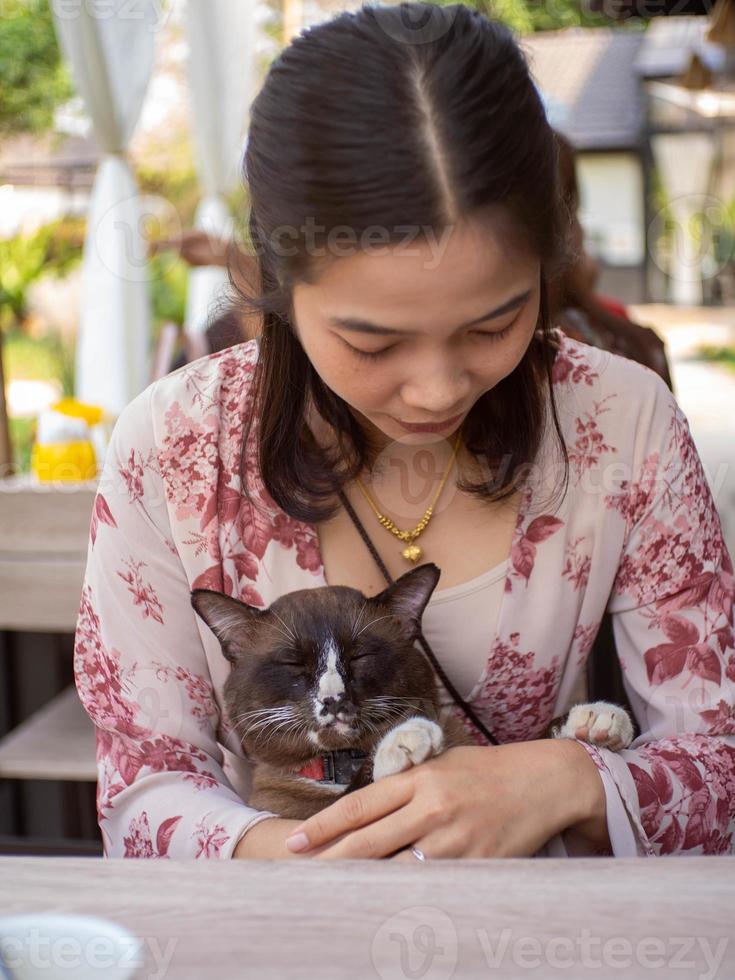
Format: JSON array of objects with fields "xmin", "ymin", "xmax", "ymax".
[{"xmin": 329, "ymin": 288, "xmax": 533, "ymax": 336}]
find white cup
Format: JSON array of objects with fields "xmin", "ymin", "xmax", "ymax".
[{"xmin": 0, "ymin": 914, "xmax": 143, "ymax": 980}]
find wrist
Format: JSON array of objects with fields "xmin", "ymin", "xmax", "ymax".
[
  {"xmin": 551, "ymin": 738, "xmax": 611, "ymax": 850},
  {"xmin": 233, "ymin": 816, "xmax": 304, "ymax": 859}
]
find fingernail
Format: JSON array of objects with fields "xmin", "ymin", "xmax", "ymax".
[{"xmin": 286, "ymin": 831, "xmax": 310, "ymax": 852}]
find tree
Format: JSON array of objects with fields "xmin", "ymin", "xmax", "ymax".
[
  {"xmin": 0, "ymin": 0, "xmax": 73, "ymax": 136},
  {"xmin": 429, "ymin": 0, "xmax": 615, "ymax": 34}
]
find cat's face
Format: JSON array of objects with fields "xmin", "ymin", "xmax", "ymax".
[{"xmin": 191, "ymin": 563, "xmax": 442, "ymax": 766}]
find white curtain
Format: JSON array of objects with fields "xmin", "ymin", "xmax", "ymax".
[
  {"xmin": 651, "ymin": 133, "xmax": 716, "ymax": 306},
  {"xmin": 52, "ymin": 0, "xmax": 158, "ymax": 417},
  {"xmin": 184, "ymin": 0, "xmax": 255, "ymax": 341}
]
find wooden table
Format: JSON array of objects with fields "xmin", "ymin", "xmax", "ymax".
[
  {"xmin": 1, "ymin": 857, "xmax": 734, "ymax": 978},
  {"xmin": 0, "ymin": 475, "xmax": 97, "ymax": 632}
]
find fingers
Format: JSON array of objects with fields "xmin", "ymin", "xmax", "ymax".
[
  {"xmin": 310, "ymin": 807, "xmax": 416, "ymax": 860},
  {"xmin": 285, "ymin": 773, "xmax": 414, "ymax": 854}
]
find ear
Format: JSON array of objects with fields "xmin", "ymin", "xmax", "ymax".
[
  {"xmin": 371, "ymin": 563, "xmax": 441, "ymax": 634},
  {"xmin": 190, "ymin": 589, "xmax": 264, "ymax": 664}
]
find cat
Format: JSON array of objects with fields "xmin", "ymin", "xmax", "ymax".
[{"xmin": 191, "ymin": 563, "xmax": 634, "ymax": 821}]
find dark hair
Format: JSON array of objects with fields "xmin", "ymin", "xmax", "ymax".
[{"xmin": 229, "ymin": 2, "xmax": 574, "ymax": 523}]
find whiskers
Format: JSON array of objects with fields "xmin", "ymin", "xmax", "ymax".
[
  {"xmin": 228, "ymin": 694, "xmax": 423, "ymax": 755},
  {"xmin": 262, "ymin": 610, "xmax": 298, "ymax": 647},
  {"xmin": 352, "ymin": 613, "xmax": 395, "ymax": 639},
  {"xmin": 229, "ymin": 704, "xmax": 309, "ymax": 753},
  {"xmin": 359, "ymin": 695, "xmax": 425, "ymax": 739},
  {"xmin": 351, "ymin": 601, "xmax": 367, "ymax": 640}
]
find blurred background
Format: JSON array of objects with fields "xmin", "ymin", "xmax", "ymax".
[{"xmin": 0, "ymin": 0, "xmax": 733, "ymax": 853}]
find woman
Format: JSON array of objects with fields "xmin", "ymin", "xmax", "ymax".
[{"xmin": 74, "ymin": 3, "xmax": 735, "ymax": 860}]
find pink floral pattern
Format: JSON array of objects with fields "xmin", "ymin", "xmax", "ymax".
[
  {"xmin": 568, "ymin": 395, "xmax": 618, "ymax": 478},
  {"xmin": 149, "ymin": 660, "xmax": 218, "ymax": 731},
  {"xmin": 571, "ymin": 622, "xmax": 601, "ymax": 667},
  {"xmin": 470, "ymin": 633, "xmax": 562, "ymax": 743},
  {"xmin": 506, "ymin": 513, "xmax": 564, "ymax": 592},
  {"xmin": 629, "ymin": 736, "xmax": 735, "ymax": 854},
  {"xmin": 192, "ymin": 814, "xmax": 231, "ymax": 858},
  {"xmin": 89, "ymin": 493, "xmax": 117, "ymax": 548},
  {"xmin": 73, "ymin": 331, "xmax": 735, "ymax": 858},
  {"xmin": 562, "ymin": 537, "xmax": 592, "ymax": 592},
  {"xmin": 118, "ymin": 447, "xmax": 158, "ymax": 504},
  {"xmin": 123, "ymin": 812, "xmax": 182, "ymax": 858},
  {"xmin": 117, "ymin": 558, "xmax": 164, "ymax": 624}
]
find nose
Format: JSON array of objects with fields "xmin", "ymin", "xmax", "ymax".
[
  {"xmin": 319, "ymin": 693, "xmax": 355, "ymax": 722},
  {"xmin": 399, "ymin": 351, "xmax": 471, "ymax": 416}
]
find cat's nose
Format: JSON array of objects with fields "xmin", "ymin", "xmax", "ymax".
[{"xmin": 320, "ymin": 694, "xmax": 355, "ymax": 721}]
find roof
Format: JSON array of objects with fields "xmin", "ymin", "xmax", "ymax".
[
  {"xmin": 520, "ymin": 27, "xmax": 647, "ymax": 151},
  {"xmin": 633, "ymin": 14, "xmax": 727, "ymax": 77}
]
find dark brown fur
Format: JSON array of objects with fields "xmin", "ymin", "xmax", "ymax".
[{"xmin": 191, "ymin": 564, "xmax": 477, "ymax": 819}]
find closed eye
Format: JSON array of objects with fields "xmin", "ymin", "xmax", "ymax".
[{"xmin": 342, "ymin": 319, "xmax": 519, "ymax": 361}]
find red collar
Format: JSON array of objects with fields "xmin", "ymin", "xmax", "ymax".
[
  {"xmin": 293, "ymin": 756, "xmax": 330, "ymax": 781},
  {"xmin": 290, "ymin": 749, "xmax": 370, "ymax": 784}
]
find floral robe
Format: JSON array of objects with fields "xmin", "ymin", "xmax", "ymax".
[{"xmin": 73, "ymin": 329, "xmax": 735, "ymax": 859}]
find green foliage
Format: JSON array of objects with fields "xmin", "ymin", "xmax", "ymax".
[
  {"xmin": 3, "ymin": 326, "xmax": 75, "ymax": 472},
  {"xmin": 136, "ymin": 150, "xmax": 201, "ymax": 233},
  {"xmin": 520, "ymin": 0, "xmax": 616, "ymax": 32},
  {"xmin": 148, "ymin": 251, "xmax": 189, "ymax": 337},
  {"xmin": 695, "ymin": 345, "xmax": 735, "ymax": 373},
  {"xmin": 0, "ymin": 0, "xmax": 74, "ymax": 135},
  {"xmin": 8, "ymin": 415, "xmax": 35, "ymax": 474},
  {"xmin": 427, "ymin": 0, "xmax": 617, "ymax": 34},
  {"xmin": 3, "ymin": 327, "xmax": 74, "ymax": 396},
  {"xmin": 0, "ymin": 218, "xmax": 84, "ymax": 330},
  {"xmin": 709, "ymin": 197, "xmax": 735, "ymax": 268}
]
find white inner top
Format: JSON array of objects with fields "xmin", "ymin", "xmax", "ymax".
[{"xmin": 419, "ymin": 557, "xmax": 509, "ymax": 701}]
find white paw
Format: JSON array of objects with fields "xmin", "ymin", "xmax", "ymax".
[
  {"xmin": 372, "ymin": 716, "xmax": 445, "ymax": 781},
  {"xmin": 553, "ymin": 701, "xmax": 634, "ymax": 751}
]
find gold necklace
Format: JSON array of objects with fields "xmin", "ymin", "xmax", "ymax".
[{"xmin": 353, "ymin": 430, "xmax": 462, "ymax": 564}]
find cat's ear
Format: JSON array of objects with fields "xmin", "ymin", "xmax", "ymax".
[
  {"xmin": 371, "ymin": 563, "xmax": 441, "ymax": 635},
  {"xmin": 191, "ymin": 589, "xmax": 264, "ymax": 664}
]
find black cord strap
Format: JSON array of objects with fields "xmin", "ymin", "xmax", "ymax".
[{"xmin": 337, "ymin": 488, "xmax": 500, "ymax": 746}]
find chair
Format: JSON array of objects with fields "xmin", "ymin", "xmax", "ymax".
[{"xmin": 0, "ymin": 480, "xmax": 101, "ymax": 855}]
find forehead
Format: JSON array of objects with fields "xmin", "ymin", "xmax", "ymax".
[
  {"xmin": 267, "ymin": 594, "xmax": 365, "ymax": 649},
  {"xmin": 293, "ymin": 217, "xmax": 539, "ymax": 332}
]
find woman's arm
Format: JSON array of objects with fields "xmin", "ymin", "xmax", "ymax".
[
  {"xmin": 74, "ymin": 384, "xmax": 281, "ymax": 858},
  {"xmin": 572, "ymin": 379, "xmax": 735, "ymax": 856}
]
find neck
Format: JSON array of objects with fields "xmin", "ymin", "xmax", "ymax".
[{"xmin": 304, "ymin": 396, "xmax": 475, "ymax": 492}]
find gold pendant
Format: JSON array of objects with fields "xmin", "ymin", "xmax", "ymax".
[{"xmin": 402, "ymin": 543, "xmax": 422, "ymax": 563}]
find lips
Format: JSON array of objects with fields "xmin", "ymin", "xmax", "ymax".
[{"xmin": 395, "ymin": 411, "xmax": 464, "ymax": 433}]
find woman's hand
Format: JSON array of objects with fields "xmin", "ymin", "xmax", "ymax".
[
  {"xmin": 284, "ymin": 739, "xmax": 603, "ymax": 860},
  {"xmin": 232, "ymin": 817, "xmax": 305, "ymax": 859}
]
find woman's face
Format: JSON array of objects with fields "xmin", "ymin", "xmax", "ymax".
[{"xmin": 290, "ymin": 216, "xmax": 541, "ymax": 449}]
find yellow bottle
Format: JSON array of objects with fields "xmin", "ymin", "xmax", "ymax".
[{"xmin": 30, "ymin": 398, "xmax": 103, "ymax": 483}]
